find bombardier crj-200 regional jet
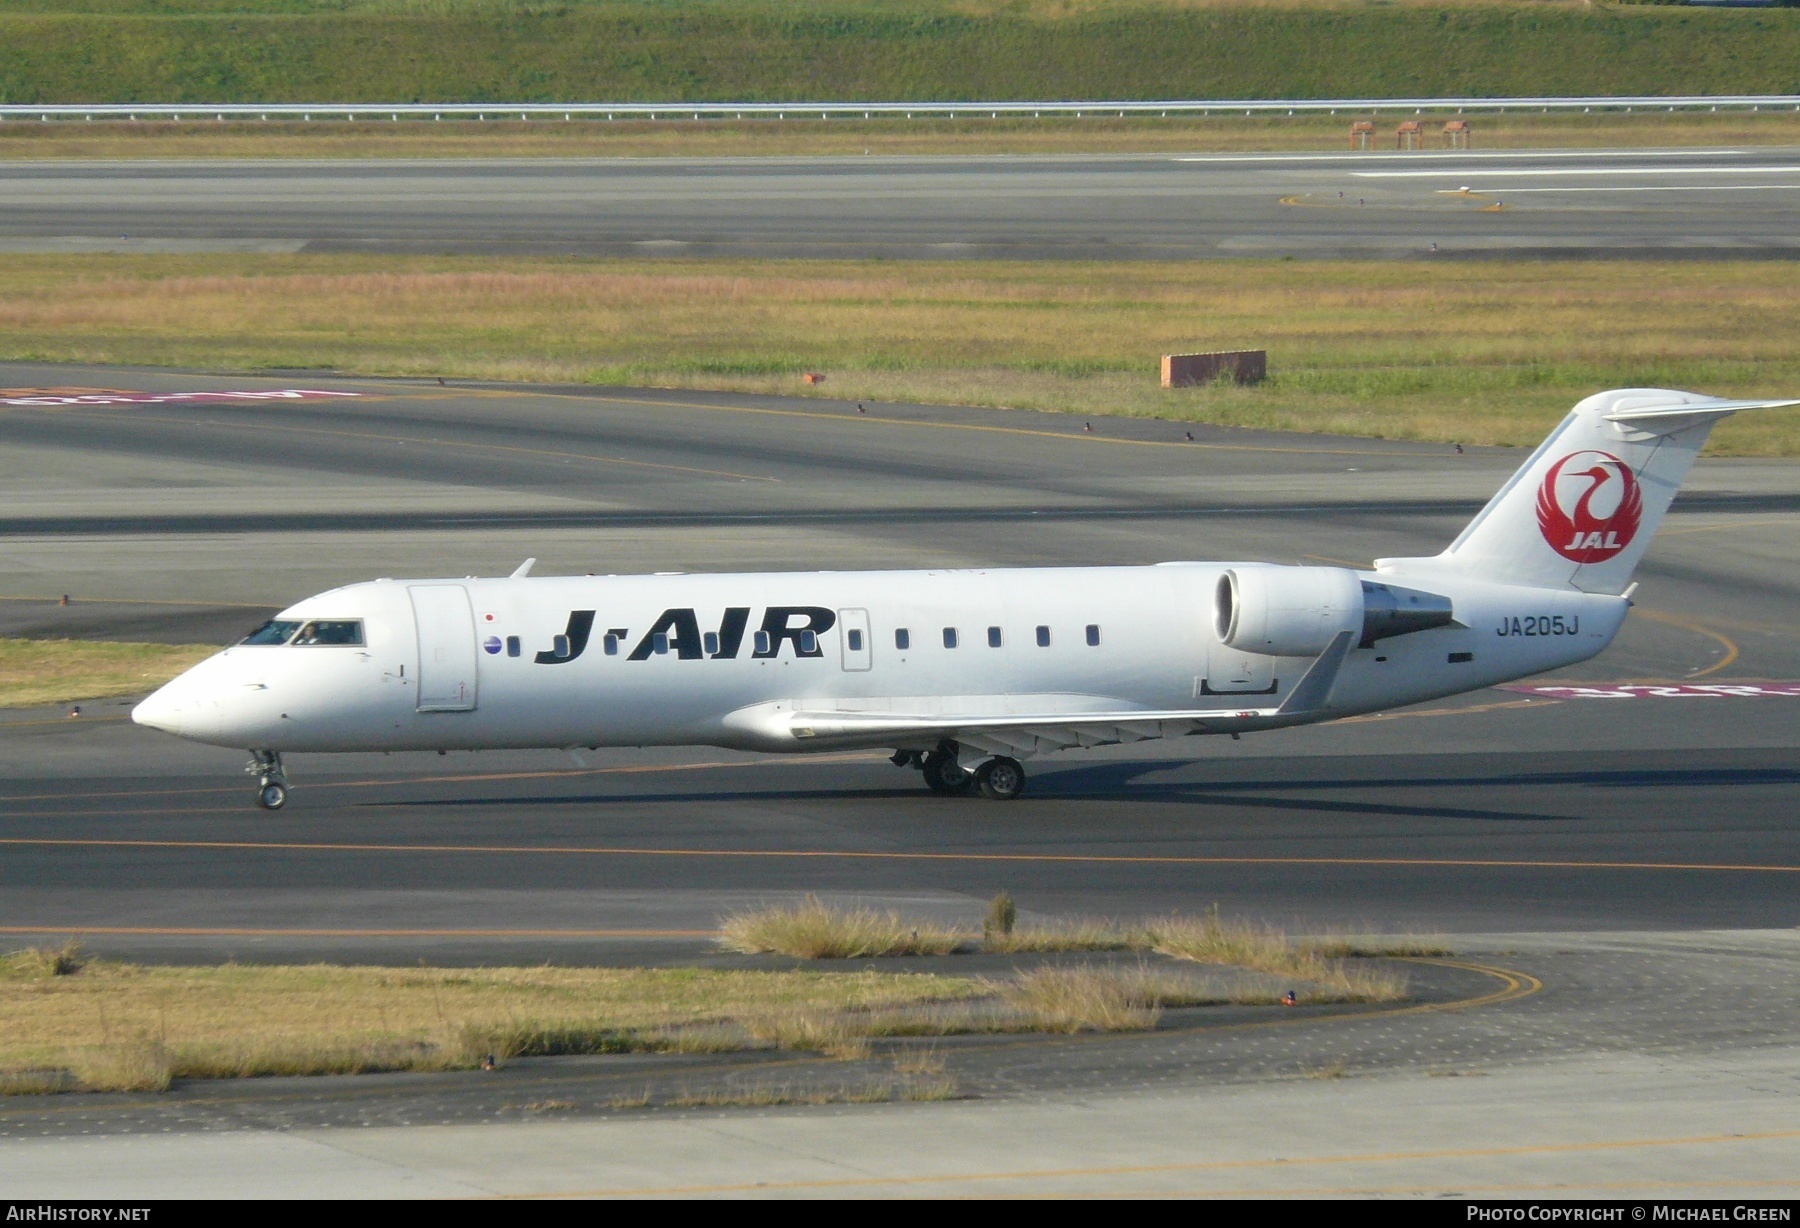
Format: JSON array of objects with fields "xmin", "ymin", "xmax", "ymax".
[{"xmin": 134, "ymin": 388, "xmax": 1795, "ymax": 810}]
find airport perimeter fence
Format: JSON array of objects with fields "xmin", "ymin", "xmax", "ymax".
[{"xmin": 2, "ymin": 97, "xmax": 1799, "ymax": 124}]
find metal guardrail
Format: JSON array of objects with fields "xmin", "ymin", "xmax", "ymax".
[{"xmin": 1, "ymin": 97, "xmax": 1797, "ymax": 122}]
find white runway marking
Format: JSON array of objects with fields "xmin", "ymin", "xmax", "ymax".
[
  {"xmin": 1172, "ymin": 149, "xmax": 1747, "ymax": 165},
  {"xmin": 1470, "ymin": 184, "xmax": 1800, "ymax": 193},
  {"xmin": 1355, "ymin": 165, "xmax": 1800, "ymax": 178},
  {"xmin": 0, "ymin": 388, "xmax": 362, "ymax": 407},
  {"xmin": 1502, "ymin": 683, "xmax": 1800, "ymax": 699}
]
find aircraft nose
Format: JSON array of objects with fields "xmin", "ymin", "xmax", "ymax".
[{"xmin": 131, "ymin": 684, "xmax": 187, "ymax": 734}]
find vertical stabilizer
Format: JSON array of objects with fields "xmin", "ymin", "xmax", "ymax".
[{"xmin": 1379, "ymin": 389, "xmax": 1797, "ymax": 595}]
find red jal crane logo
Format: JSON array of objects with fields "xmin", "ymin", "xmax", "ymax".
[{"xmin": 1536, "ymin": 450, "xmax": 1643, "ymax": 563}]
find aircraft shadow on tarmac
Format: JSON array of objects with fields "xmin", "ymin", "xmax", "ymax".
[{"xmin": 352, "ymin": 762, "xmax": 1800, "ymax": 825}]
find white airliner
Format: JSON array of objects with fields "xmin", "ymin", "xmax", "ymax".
[{"xmin": 133, "ymin": 388, "xmax": 1793, "ymax": 810}]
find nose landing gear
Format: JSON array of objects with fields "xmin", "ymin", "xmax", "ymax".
[{"xmin": 247, "ymin": 750, "xmax": 289, "ymax": 810}]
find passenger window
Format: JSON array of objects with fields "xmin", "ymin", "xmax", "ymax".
[
  {"xmin": 943, "ymin": 627, "xmax": 958, "ymax": 649},
  {"xmin": 987, "ymin": 626, "xmax": 1003, "ymax": 648},
  {"xmin": 703, "ymin": 631, "xmax": 720, "ymax": 656},
  {"xmin": 895, "ymin": 628, "xmax": 910, "ymax": 651},
  {"xmin": 505, "ymin": 636, "xmax": 521, "ymax": 658},
  {"xmin": 1086, "ymin": 624, "xmax": 1101, "ymax": 647},
  {"xmin": 1036, "ymin": 625, "xmax": 1051, "ymax": 647},
  {"xmin": 847, "ymin": 629, "xmax": 864, "ymax": 652},
  {"xmin": 603, "ymin": 633, "xmax": 619, "ymax": 656},
  {"xmin": 553, "ymin": 634, "xmax": 571, "ymax": 658},
  {"xmin": 798, "ymin": 629, "xmax": 818, "ymax": 654},
  {"xmin": 291, "ymin": 620, "xmax": 364, "ymax": 646},
  {"xmin": 754, "ymin": 630, "xmax": 772, "ymax": 655},
  {"xmin": 241, "ymin": 619, "xmax": 302, "ymax": 646},
  {"xmin": 653, "ymin": 632, "xmax": 670, "ymax": 655}
]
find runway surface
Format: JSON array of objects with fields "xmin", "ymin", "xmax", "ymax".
[
  {"xmin": 2, "ymin": 362, "xmax": 1798, "ymax": 963},
  {"xmin": 4, "ymin": 147, "xmax": 1800, "ymax": 258}
]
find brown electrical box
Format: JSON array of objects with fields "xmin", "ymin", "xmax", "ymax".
[{"xmin": 1162, "ymin": 350, "xmax": 1267, "ymax": 388}]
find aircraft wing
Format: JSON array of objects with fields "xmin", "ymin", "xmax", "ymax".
[{"xmin": 741, "ymin": 630, "xmax": 1357, "ymax": 755}]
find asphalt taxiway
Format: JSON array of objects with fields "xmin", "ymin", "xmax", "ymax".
[
  {"xmin": 2, "ymin": 362, "xmax": 1798, "ymax": 959},
  {"xmin": 4, "ymin": 147, "xmax": 1800, "ymax": 258},
  {"xmin": 1, "ymin": 365, "xmax": 1797, "ymax": 1194}
]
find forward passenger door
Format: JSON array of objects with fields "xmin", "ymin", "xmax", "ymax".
[{"xmin": 409, "ymin": 584, "xmax": 479, "ymax": 711}]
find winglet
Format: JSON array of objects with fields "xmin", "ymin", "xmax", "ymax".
[
  {"xmin": 1277, "ymin": 630, "xmax": 1356, "ymax": 716},
  {"xmin": 509, "ymin": 558, "xmax": 536, "ymax": 580}
]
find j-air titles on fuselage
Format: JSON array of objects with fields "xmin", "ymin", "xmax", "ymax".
[{"xmin": 520, "ymin": 607, "xmax": 837, "ymax": 665}]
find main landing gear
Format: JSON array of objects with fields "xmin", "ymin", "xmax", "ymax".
[
  {"xmin": 898, "ymin": 742, "xmax": 1026, "ymax": 801},
  {"xmin": 247, "ymin": 749, "xmax": 289, "ymax": 810}
]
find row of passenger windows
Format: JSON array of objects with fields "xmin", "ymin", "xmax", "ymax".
[
  {"xmin": 895, "ymin": 624, "xmax": 1101, "ymax": 650},
  {"xmin": 603, "ymin": 626, "xmax": 1103, "ymax": 656}
]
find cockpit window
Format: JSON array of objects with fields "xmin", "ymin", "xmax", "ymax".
[
  {"xmin": 292, "ymin": 620, "xmax": 365, "ymax": 646},
  {"xmin": 241, "ymin": 620, "xmax": 303, "ymax": 645},
  {"xmin": 240, "ymin": 619, "xmax": 365, "ymax": 646}
]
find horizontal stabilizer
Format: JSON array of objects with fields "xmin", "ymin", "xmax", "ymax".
[{"xmin": 1604, "ymin": 393, "xmax": 1800, "ymax": 430}]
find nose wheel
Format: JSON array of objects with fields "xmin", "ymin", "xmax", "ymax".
[{"xmin": 246, "ymin": 750, "xmax": 289, "ymax": 811}]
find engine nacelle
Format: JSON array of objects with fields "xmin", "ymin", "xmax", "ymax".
[
  {"xmin": 1215, "ymin": 566, "xmax": 1363, "ymax": 657},
  {"xmin": 1215, "ymin": 568, "xmax": 1456, "ymax": 656}
]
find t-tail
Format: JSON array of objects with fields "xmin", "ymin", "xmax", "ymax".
[{"xmin": 1379, "ymin": 388, "xmax": 1798, "ymax": 595}]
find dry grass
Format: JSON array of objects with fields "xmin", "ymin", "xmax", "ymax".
[
  {"xmin": 983, "ymin": 919, "xmax": 1144, "ymax": 953},
  {"xmin": 719, "ymin": 902, "xmax": 1414, "ymax": 1004},
  {"xmin": 891, "ymin": 1047, "xmax": 947, "ymax": 1077},
  {"xmin": 997, "ymin": 964, "xmax": 1163, "ymax": 1032},
  {"xmin": 719, "ymin": 897, "xmax": 967, "ymax": 958},
  {"xmin": 5, "ymin": 110, "xmax": 1799, "ymax": 161},
  {"xmin": 743, "ymin": 1009, "xmax": 874, "ymax": 1061},
  {"xmin": 0, "ymin": 940, "xmax": 87, "ymax": 979},
  {"xmin": 1299, "ymin": 934, "xmax": 1452, "ymax": 959},
  {"xmin": 0, "ymin": 959, "xmax": 985, "ymax": 1090},
  {"xmin": 0, "ymin": 920, "xmax": 1414, "ymax": 1091},
  {"xmin": 0, "ymin": 638, "xmax": 215, "ymax": 709},
  {"xmin": 1151, "ymin": 909, "xmax": 1410, "ymax": 1003},
  {"xmin": 3, "ymin": 254, "xmax": 1798, "ymax": 452}
]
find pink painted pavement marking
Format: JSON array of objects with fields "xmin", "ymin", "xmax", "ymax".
[{"xmin": 1502, "ymin": 683, "xmax": 1800, "ymax": 699}]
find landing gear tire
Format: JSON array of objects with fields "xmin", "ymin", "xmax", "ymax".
[
  {"xmin": 921, "ymin": 749, "xmax": 975, "ymax": 796},
  {"xmin": 974, "ymin": 756, "xmax": 1026, "ymax": 801},
  {"xmin": 246, "ymin": 749, "xmax": 289, "ymax": 811}
]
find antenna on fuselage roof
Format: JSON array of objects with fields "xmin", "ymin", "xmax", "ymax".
[{"xmin": 510, "ymin": 558, "xmax": 536, "ymax": 579}]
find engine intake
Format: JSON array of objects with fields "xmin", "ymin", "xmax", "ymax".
[{"xmin": 1215, "ymin": 567, "xmax": 1454, "ymax": 657}]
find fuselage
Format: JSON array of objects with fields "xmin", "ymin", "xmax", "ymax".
[{"xmin": 133, "ymin": 562, "xmax": 1629, "ymax": 755}]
